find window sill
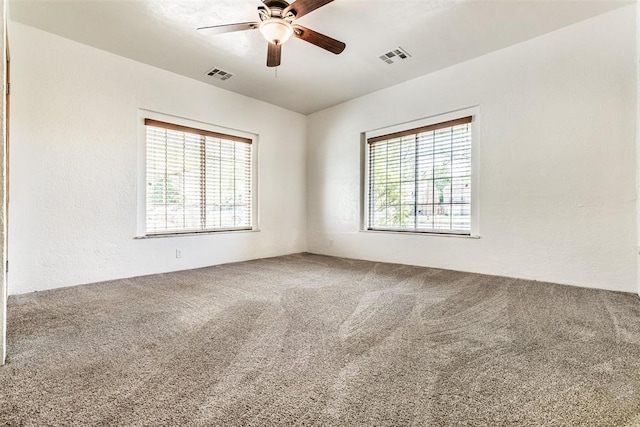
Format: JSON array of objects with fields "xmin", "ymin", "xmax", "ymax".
[
  {"xmin": 134, "ymin": 228, "xmax": 260, "ymax": 239},
  {"xmin": 360, "ymin": 229, "xmax": 480, "ymax": 239}
]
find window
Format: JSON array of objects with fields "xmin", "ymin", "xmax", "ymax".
[
  {"xmin": 367, "ymin": 116, "xmax": 473, "ymax": 235},
  {"xmin": 144, "ymin": 119, "xmax": 253, "ymax": 235}
]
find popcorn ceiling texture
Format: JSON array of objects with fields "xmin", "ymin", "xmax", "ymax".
[{"xmin": 2, "ymin": 253, "xmax": 640, "ymax": 425}]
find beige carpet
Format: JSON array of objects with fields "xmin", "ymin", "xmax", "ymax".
[{"xmin": 1, "ymin": 253, "xmax": 640, "ymax": 426}]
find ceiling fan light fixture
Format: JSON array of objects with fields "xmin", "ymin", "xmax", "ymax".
[{"xmin": 259, "ymin": 18, "xmax": 293, "ymax": 45}]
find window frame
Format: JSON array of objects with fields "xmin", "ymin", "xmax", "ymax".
[
  {"xmin": 136, "ymin": 110, "xmax": 259, "ymax": 238},
  {"xmin": 361, "ymin": 108, "xmax": 480, "ymax": 238}
]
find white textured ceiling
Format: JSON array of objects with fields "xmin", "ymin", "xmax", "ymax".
[{"xmin": 9, "ymin": 0, "xmax": 631, "ymax": 114}]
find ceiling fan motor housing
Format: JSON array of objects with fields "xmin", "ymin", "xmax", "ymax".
[{"xmin": 262, "ymin": 0, "xmax": 293, "ymax": 19}]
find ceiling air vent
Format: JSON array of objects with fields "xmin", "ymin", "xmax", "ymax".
[
  {"xmin": 379, "ymin": 47, "xmax": 411, "ymax": 64},
  {"xmin": 206, "ymin": 67, "xmax": 234, "ymax": 81}
]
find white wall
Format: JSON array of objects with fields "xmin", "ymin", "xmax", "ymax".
[
  {"xmin": 307, "ymin": 6, "xmax": 638, "ymax": 293},
  {"xmin": 637, "ymin": 1, "xmax": 640, "ymax": 297},
  {"xmin": 1, "ymin": 0, "xmax": 7, "ymax": 364},
  {"xmin": 8, "ymin": 22, "xmax": 307, "ymax": 294},
  {"xmin": 8, "ymin": 6, "xmax": 639, "ymax": 295}
]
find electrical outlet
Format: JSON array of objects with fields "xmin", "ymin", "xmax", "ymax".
[{"xmin": 176, "ymin": 249, "xmax": 182, "ymax": 259}]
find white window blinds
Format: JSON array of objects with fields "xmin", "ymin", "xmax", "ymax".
[
  {"xmin": 368, "ymin": 116, "xmax": 472, "ymax": 234},
  {"xmin": 145, "ymin": 119, "xmax": 252, "ymax": 235}
]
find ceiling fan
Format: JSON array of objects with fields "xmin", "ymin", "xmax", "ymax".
[{"xmin": 197, "ymin": 0, "xmax": 346, "ymax": 67}]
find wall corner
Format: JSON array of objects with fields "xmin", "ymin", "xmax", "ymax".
[
  {"xmin": 1, "ymin": 0, "xmax": 8, "ymax": 365},
  {"xmin": 635, "ymin": 2, "xmax": 640, "ymax": 296}
]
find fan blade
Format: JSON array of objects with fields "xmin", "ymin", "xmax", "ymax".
[
  {"xmin": 283, "ymin": 0, "xmax": 334, "ymax": 20},
  {"xmin": 197, "ymin": 22, "xmax": 259, "ymax": 34},
  {"xmin": 292, "ymin": 25, "xmax": 345, "ymax": 54},
  {"xmin": 267, "ymin": 42, "xmax": 282, "ymax": 67}
]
